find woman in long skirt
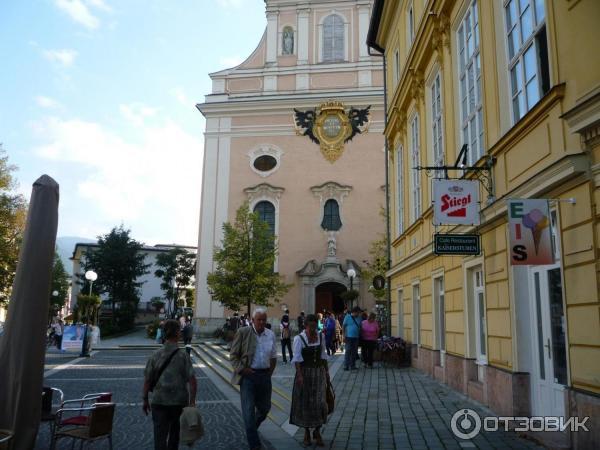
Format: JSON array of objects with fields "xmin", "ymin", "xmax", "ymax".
[{"xmin": 290, "ymin": 314, "xmax": 329, "ymax": 447}]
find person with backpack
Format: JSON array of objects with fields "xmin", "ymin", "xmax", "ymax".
[{"xmin": 280, "ymin": 309, "xmax": 294, "ymax": 364}]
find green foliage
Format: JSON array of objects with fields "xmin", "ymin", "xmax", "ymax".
[
  {"xmin": 79, "ymin": 225, "xmax": 149, "ymax": 329},
  {"xmin": 146, "ymin": 319, "xmax": 160, "ymax": 338},
  {"xmin": 0, "ymin": 145, "xmax": 28, "ymax": 306},
  {"xmin": 76, "ymin": 294, "xmax": 101, "ymax": 324},
  {"xmin": 362, "ymin": 206, "xmax": 389, "ymax": 301},
  {"xmin": 150, "ymin": 296, "xmax": 165, "ymax": 312},
  {"xmin": 184, "ymin": 288, "xmax": 195, "ymax": 309},
  {"xmin": 340, "ymin": 289, "xmax": 360, "ymax": 304},
  {"xmin": 49, "ymin": 251, "xmax": 70, "ymax": 319},
  {"xmin": 154, "ymin": 248, "xmax": 196, "ymax": 318},
  {"xmin": 207, "ymin": 202, "xmax": 292, "ymax": 315}
]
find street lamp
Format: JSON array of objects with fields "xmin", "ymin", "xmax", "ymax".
[
  {"xmin": 346, "ymin": 268, "xmax": 356, "ymax": 309},
  {"xmin": 80, "ymin": 270, "xmax": 97, "ymax": 357}
]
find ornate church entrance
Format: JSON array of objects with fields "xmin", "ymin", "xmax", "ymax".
[{"xmin": 315, "ymin": 282, "xmax": 346, "ymax": 314}]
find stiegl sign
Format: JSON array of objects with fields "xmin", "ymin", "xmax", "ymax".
[{"xmin": 433, "ymin": 180, "xmax": 480, "ymax": 225}]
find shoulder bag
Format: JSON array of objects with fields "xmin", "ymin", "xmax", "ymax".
[{"xmin": 149, "ymin": 348, "xmax": 180, "ymax": 392}]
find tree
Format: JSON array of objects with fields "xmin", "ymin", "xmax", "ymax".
[
  {"xmin": 49, "ymin": 251, "xmax": 70, "ymax": 320},
  {"xmin": 362, "ymin": 207, "xmax": 388, "ymax": 301},
  {"xmin": 0, "ymin": 145, "xmax": 28, "ymax": 307},
  {"xmin": 207, "ymin": 202, "xmax": 292, "ymax": 316},
  {"xmin": 79, "ymin": 226, "xmax": 149, "ymax": 329},
  {"xmin": 76, "ymin": 294, "xmax": 101, "ymax": 324},
  {"xmin": 154, "ymin": 248, "xmax": 196, "ymax": 318}
]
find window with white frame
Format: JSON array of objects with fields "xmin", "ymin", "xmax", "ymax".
[
  {"xmin": 396, "ymin": 144, "xmax": 405, "ymax": 235},
  {"xmin": 410, "ymin": 115, "xmax": 421, "ymax": 222},
  {"xmin": 322, "ymin": 14, "xmax": 345, "ymax": 62},
  {"xmin": 431, "ymin": 72, "xmax": 444, "ymax": 174},
  {"xmin": 407, "ymin": 1, "xmax": 415, "ymax": 46},
  {"xmin": 412, "ymin": 283, "xmax": 421, "ymax": 345},
  {"xmin": 457, "ymin": 0, "xmax": 484, "ymax": 165},
  {"xmin": 433, "ymin": 276, "xmax": 445, "ymax": 353},
  {"xmin": 505, "ymin": 0, "xmax": 549, "ymax": 123},
  {"xmin": 473, "ymin": 267, "xmax": 487, "ymax": 362}
]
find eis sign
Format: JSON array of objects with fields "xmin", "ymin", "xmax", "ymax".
[
  {"xmin": 508, "ymin": 199, "xmax": 554, "ymax": 265},
  {"xmin": 433, "ymin": 180, "xmax": 480, "ymax": 225}
]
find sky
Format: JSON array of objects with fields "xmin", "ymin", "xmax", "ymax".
[{"xmin": 0, "ymin": 0, "xmax": 266, "ymax": 246}]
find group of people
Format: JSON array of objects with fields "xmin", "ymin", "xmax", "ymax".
[
  {"xmin": 142, "ymin": 307, "xmax": 382, "ymax": 450},
  {"xmin": 155, "ymin": 316, "xmax": 193, "ymax": 353}
]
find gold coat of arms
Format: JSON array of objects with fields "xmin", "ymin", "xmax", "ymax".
[{"xmin": 294, "ymin": 101, "xmax": 371, "ymax": 163}]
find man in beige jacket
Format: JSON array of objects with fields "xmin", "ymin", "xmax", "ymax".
[{"xmin": 230, "ymin": 308, "xmax": 277, "ymax": 450}]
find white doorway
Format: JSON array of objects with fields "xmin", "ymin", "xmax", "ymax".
[{"xmin": 529, "ymin": 211, "xmax": 567, "ymax": 417}]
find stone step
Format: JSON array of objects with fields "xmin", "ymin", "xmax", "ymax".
[{"xmin": 193, "ymin": 344, "xmax": 291, "ymax": 428}]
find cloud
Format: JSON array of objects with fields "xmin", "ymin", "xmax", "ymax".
[
  {"xmin": 54, "ymin": 0, "xmax": 99, "ymax": 29},
  {"xmin": 36, "ymin": 96, "xmax": 62, "ymax": 109},
  {"xmin": 119, "ymin": 103, "xmax": 159, "ymax": 126},
  {"xmin": 32, "ymin": 113, "xmax": 203, "ymax": 244},
  {"xmin": 171, "ymin": 87, "xmax": 192, "ymax": 107},
  {"xmin": 219, "ymin": 55, "xmax": 244, "ymax": 68},
  {"xmin": 216, "ymin": 0, "xmax": 246, "ymax": 8},
  {"xmin": 43, "ymin": 49, "xmax": 78, "ymax": 66}
]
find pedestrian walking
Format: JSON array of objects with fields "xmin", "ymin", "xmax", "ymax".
[
  {"xmin": 155, "ymin": 321, "xmax": 164, "ymax": 344},
  {"xmin": 324, "ymin": 312, "xmax": 336, "ymax": 355},
  {"xmin": 52, "ymin": 319, "xmax": 64, "ymax": 351},
  {"xmin": 335, "ymin": 314, "xmax": 344, "ymax": 352},
  {"xmin": 342, "ymin": 307, "xmax": 362, "ymax": 371},
  {"xmin": 359, "ymin": 310, "xmax": 368, "ymax": 365},
  {"xmin": 230, "ymin": 308, "xmax": 277, "ymax": 450},
  {"xmin": 290, "ymin": 314, "xmax": 329, "ymax": 447},
  {"xmin": 143, "ymin": 319, "xmax": 197, "ymax": 450},
  {"xmin": 297, "ymin": 311, "xmax": 305, "ymax": 333},
  {"xmin": 316, "ymin": 312, "xmax": 324, "ymax": 333},
  {"xmin": 361, "ymin": 312, "xmax": 380, "ymax": 368},
  {"xmin": 280, "ymin": 309, "xmax": 293, "ymax": 364},
  {"xmin": 183, "ymin": 319, "xmax": 193, "ymax": 355}
]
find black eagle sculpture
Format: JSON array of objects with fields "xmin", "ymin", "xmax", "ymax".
[
  {"xmin": 345, "ymin": 105, "xmax": 371, "ymax": 143},
  {"xmin": 293, "ymin": 108, "xmax": 319, "ymax": 144}
]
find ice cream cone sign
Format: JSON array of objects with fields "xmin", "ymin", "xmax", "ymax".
[{"xmin": 508, "ymin": 199, "xmax": 554, "ymax": 265}]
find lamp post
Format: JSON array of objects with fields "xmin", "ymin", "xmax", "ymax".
[
  {"xmin": 51, "ymin": 290, "xmax": 59, "ymax": 321},
  {"xmin": 80, "ymin": 270, "xmax": 97, "ymax": 357},
  {"xmin": 346, "ymin": 268, "xmax": 356, "ymax": 309}
]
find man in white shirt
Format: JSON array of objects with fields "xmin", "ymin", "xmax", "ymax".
[{"xmin": 230, "ymin": 308, "xmax": 277, "ymax": 450}]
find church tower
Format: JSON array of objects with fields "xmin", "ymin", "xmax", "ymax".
[{"xmin": 195, "ymin": 0, "xmax": 384, "ymax": 324}]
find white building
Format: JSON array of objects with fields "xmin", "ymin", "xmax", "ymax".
[{"xmin": 70, "ymin": 243, "xmax": 196, "ymax": 315}]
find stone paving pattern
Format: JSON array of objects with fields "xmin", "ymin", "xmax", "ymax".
[{"xmin": 37, "ymin": 349, "xmax": 275, "ymax": 450}]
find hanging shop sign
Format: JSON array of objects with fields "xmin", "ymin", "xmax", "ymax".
[
  {"xmin": 434, "ymin": 234, "xmax": 481, "ymax": 255},
  {"xmin": 372, "ymin": 275, "xmax": 386, "ymax": 290},
  {"xmin": 433, "ymin": 179, "xmax": 480, "ymax": 225},
  {"xmin": 508, "ymin": 199, "xmax": 554, "ymax": 265}
]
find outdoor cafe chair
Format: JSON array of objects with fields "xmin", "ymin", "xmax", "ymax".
[
  {"xmin": 50, "ymin": 403, "xmax": 115, "ymax": 450},
  {"xmin": 41, "ymin": 387, "xmax": 64, "ymax": 436},
  {"xmin": 0, "ymin": 429, "xmax": 13, "ymax": 450},
  {"xmin": 57, "ymin": 393, "xmax": 112, "ymax": 428}
]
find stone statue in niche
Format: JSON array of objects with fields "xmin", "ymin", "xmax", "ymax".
[
  {"xmin": 282, "ymin": 28, "xmax": 294, "ymax": 55},
  {"xmin": 327, "ymin": 234, "xmax": 336, "ymax": 257}
]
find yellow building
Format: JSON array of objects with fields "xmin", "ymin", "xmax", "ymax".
[{"xmin": 368, "ymin": 1, "xmax": 599, "ymax": 448}]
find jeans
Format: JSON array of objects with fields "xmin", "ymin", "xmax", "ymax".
[
  {"xmin": 281, "ymin": 338, "xmax": 293, "ymax": 362},
  {"xmin": 240, "ymin": 371, "xmax": 272, "ymax": 449},
  {"xmin": 344, "ymin": 337, "xmax": 359, "ymax": 369},
  {"xmin": 363, "ymin": 340, "xmax": 377, "ymax": 367},
  {"xmin": 151, "ymin": 404, "xmax": 184, "ymax": 450}
]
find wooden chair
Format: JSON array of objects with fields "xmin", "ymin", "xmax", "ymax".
[
  {"xmin": 0, "ymin": 429, "xmax": 13, "ymax": 450},
  {"xmin": 51, "ymin": 403, "xmax": 115, "ymax": 450}
]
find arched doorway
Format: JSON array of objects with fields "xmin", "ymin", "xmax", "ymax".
[{"xmin": 315, "ymin": 282, "xmax": 346, "ymax": 315}]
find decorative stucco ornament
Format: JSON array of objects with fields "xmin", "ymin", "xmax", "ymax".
[{"xmin": 294, "ymin": 101, "xmax": 371, "ymax": 163}]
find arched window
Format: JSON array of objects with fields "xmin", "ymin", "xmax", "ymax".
[
  {"xmin": 254, "ymin": 201, "xmax": 275, "ymax": 236},
  {"xmin": 322, "ymin": 14, "xmax": 344, "ymax": 62},
  {"xmin": 321, "ymin": 199, "xmax": 342, "ymax": 231}
]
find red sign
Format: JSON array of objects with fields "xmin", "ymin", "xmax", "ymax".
[{"xmin": 433, "ymin": 180, "xmax": 480, "ymax": 225}]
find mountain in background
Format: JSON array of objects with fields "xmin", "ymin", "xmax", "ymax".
[{"xmin": 56, "ymin": 236, "xmax": 95, "ymax": 275}]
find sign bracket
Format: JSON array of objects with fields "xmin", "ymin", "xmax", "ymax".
[{"xmin": 414, "ymin": 144, "xmax": 496, "ymax": 203}]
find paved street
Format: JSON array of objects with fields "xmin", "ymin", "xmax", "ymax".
[{"xmin": 37, "ymin": 348, "xmax": 276, "ymax": 450}]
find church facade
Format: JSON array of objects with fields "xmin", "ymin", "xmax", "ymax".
[{"xmin": 195, "ymin": 0, "xmax": 385, "ymax": 324}]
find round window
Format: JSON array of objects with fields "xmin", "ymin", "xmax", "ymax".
[{"xmin": 253, "ymin": 155, "xmax": 278, "ymax": 172}]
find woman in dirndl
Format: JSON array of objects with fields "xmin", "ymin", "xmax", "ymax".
[{"xmin": 290, "ymin": 314, "xmax": 329, "ymax": 447}]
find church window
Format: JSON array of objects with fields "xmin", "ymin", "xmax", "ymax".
[
  {"xmin": 254, "ymin": 201, "xmax": 275, "ymax": 236},
  {"xmin": 253, "ymin": 155, "xmax": 277, "ymax": 172},
  {"xmin": 321, "ymin": 199, "xmax": 342, "ymax": 231},
  {"xmin": 322, "ymin": 14, "xmax": 345, "ymax": 62}
]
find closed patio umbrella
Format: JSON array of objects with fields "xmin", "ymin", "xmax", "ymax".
[{"xmin": 0, "ymin": 175, "xmax": 59, "ymax": 449}]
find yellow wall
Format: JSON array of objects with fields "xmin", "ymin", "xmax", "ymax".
[{"xmin": 377, "ymin": 0, "xmax": 600, "ymax": 393}]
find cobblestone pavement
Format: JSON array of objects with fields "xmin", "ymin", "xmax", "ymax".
[
  {"xmin": 37, "ymin": 348, "xmax": 275, "ymax": 450},
  {"xmin": 302, "ymin": 360, "xmax": 546, "ymax": 450}
]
